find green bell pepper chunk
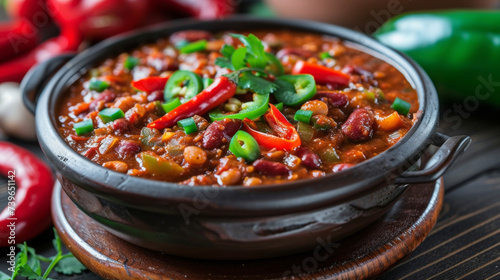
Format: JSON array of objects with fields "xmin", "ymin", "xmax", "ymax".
[
  {"xmin": 179, "ymin": 39, "xmax": 208, "ymax": 54},
  {"xmin": 124, "ymin": 56, "xmax": 139, "ymax": 70},
  {"xmin": 209, "ymin": 93, "xmax": 270, "ymax": 121},
  {"xmin": 391, "ymin": 97, "xmax": 411, "ymax": 115},
  {"xmin": 177, "ymin": 117, "xmax": 197, "ymax": 134},
  {"xmin": 89, "ymin": 78, "xmax": 109, "ymax": 92},
  {"xmin": 374, "ymin": 11, "xmax": 500, "ymax": 107},
  {"xmin": 164, "ymin": 70, "xmax": 203, "ymax": 103},
  {"xmin": 229, "ymin": 130, "xmax": 260, "ymax": 162},
  {"xmin": 98, "ymin": 108, "xmax": 124, "ymax": 123},
  {"xmin": 74, "ymin": 119, "xmax": 93, "ymax": 135},
  {"xmin": 274, "ymin": 74, "xmax": 317, "ymax": 107},
  {"xmin": 294, "ymin": 109, "xmax": 313, "ymax": 124}
]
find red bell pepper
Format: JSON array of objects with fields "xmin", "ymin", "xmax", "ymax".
[
  {"xmin": 292, "ymin": 61, "xmax": 351, "ymax": 86},
  {"xmin": 0, "ymin": 142, "xmax": 55, "ymax": 246},
  {"xmin": 148, "ymin": 75, "xmax": 237, "ymax": 130},
  {"xmin": 132, "ymin": 76, "xmax": 170, "ymax": 92},
  {"xmin": 243, "ymin": 104, "xmax": 301, "ymax": 151}
]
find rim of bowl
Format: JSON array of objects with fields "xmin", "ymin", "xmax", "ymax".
[{"xmin": 36, "ymin": 16, "xmax": 438, "ymax": 216}]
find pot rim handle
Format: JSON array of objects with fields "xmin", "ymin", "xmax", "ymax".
[
  {"xmin": 395, "ymin": 132, "xmax": 471, "ymax": 184},
  {"xmin": 21, "ymin": 53, "xmax": 77, "ymax": 115}
]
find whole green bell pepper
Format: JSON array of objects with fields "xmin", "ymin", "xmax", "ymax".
[{"xmin": 374, "ymin": 10, "xmax": 500, "ymax": 107}]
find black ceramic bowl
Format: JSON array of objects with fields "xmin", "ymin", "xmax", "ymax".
[{"xmin": 22, "ymin": 17, "xmax": 470, "ymax": 260}]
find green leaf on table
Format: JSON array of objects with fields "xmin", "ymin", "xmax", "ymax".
[
  {"xmin": 0, "ymin": 270, "xmax": 10, "ymax": 280},
  {"xmin": 238, "ymin": 72, "xmax": 278, "ymax": 95},
  {"xmin": 52, "ymin": 228, "xmax": 62, "ymax": 253},
  {"xmin": 18, "ymin": 242, "xmax": 42, "ymax": 275},
  {"xmin": 18, "ymin": 264, "xmax": 45, "ymax": 280},
  {"xmin": 54, "ymin": 256, "xmax": 87, "ymax": 275}
]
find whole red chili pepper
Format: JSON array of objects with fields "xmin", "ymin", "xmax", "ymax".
[
  {"xmin": 154, "ymin": 0, "xmax": 235, "ymax": 19},
  {"xmin": 132, "ymin": 76, "xmax": 170, "ymax": 93},
  {"xmin": 243, "ymin": 104, "xmax": 301, "ymax": 151},
  {"xmin": 0, "ymin": 142, "xmax": 55, "ymax": 247},
  {"xmin": 292, "ymin": 61, "xmax": 351, "ymax": 86},
  {"xmin": 0, "ymin": 29, "xmax": 82, "ymax": 83},
  {"xmin": 148, "ymin": 75, "xmax": 237, "ymax": 130}
]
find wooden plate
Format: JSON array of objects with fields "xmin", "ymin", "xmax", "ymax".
[{"xmin": 52, "ymin": 179, "xmax": 444, "ymax": 280}]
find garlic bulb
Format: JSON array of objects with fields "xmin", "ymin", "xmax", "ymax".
[{"xmin": 0, "ymin": 83, "xmax": 37, "ymax": 141}]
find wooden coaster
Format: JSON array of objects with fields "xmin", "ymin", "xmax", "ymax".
[{"xmin": 52, "ymin": 179, "xmax": 444, "ymax": 280}]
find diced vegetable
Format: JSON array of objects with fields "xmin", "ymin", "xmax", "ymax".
[
  {"xmin": 209, "ymin": 93, "xmax": 270, "ymax": 121},
  {"xmin": 162, "ymin": 98, "xmax": 182, "ymax": 113},
  {"xmin": 320, "ymin": 147, "xmax": 340, "ymax": 162},
  {"xmin": 319, "ymin": 52, "xmax": 333, "ymax": 59},
  {"xmin": 74, "ymin": 119, "xmax": 93, "ymax": 135},
  {"xmin": 377, "ymin": 111, "xmax": 405, "ymax": 131},
  {"xmin": 229, "ymin": 130, "xmax": 261, "ymax": 162},
  {"xmin": 141, "ymin": 153, "xmax": 184, "ymax": 177},
  {"xmin": 292, "ymin": 61, "xmax": 350, "ymax": 86},
  {"xmin": 132, "ymin": 76, "xmax": 169, "ymax": 92},
  {"xmin": 89, "ymin": 78, "xmax": 109, "ymax": 92},
  {"xmin": 202, "ymin": 77, "xmax": 214, "ymax": 89},
  {"xmin": 98, "ymin": 108, "xmax": 125, "ymax": 123},
  {"xmin": 294, "ymin": 109, "xmax": 313, "ymax": 124},
  {"xmin": 297, "ymin": 122, "xmax": 314, "ymax": 142},
  {"xmin": 179, "ymin": 39, "xmax": 208, "ymax": 54},
  {"xmin": 177, "ymin": 117, "xmax": 198, "ymax": 134},
  {"xmin": 391, "ymin": 97, "xmax": 411, "ymax": 115},
  {"xmin": 124, "ymin": 56, "xmax": 139, "ymax": 70}
]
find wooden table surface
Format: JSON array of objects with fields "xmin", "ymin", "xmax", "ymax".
[{"xmin": 1, "ymin": 4, "xmax": 500, "ymax": 279}]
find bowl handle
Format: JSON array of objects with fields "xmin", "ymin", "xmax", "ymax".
[
  {"xmin": 21, "ymin": 53, "xmax": 77, "ymax": 115},
  {"xmin": 395, "ymin": 133, "xmax": 471, "ymax": 184}
]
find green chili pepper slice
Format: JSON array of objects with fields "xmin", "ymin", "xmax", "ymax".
[
  {"xmin": 209, "ymin": 93, "xmax": 270, "ymax": 121},
  {"xmin": 164, "ymin": 70, "xmax": 203, "ymax": 103},
  {"xmin": 179, "ymin": 39, "xmax": 208, "ymax": 54},
  {"xmin": 162, "ymin": 98, "xmax": 182, "ymax": 113},
  {"xmin": 229, "ymin": 130, "xmax": 261, "ymax": 162},
  {"xmin": 274, "ymin": 74, "xmax": 316, "ymax": 107},
  {"xmin": 294, "ymin": 109, "xmax": 313, "ymax": 124},
  {"xmin": 74, "ymin": 119, "xmax": 93, "ymax": 135},
  {"xmin": 89, "ymin": 78, "xmax": 109, "ymax": 92},
  {"xmin": 391, "ymin": 97, "xmax": 411, "ymax": 115},
  {"xmin": 177, "ymin": 117, "xmax": 197, "ymax": 134},
  {"xmin": 98, "ymin": 108, "xmax": 124, "ymax": 123},
  {"xmin": 141, "ymin": 153, "xmax": 184, "ymax": 177}
]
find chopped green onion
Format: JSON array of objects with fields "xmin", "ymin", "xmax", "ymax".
[
  {"xmin": 294, "ymin": 109, "xmax": 313, "ymax": 124},
  {"xmin": 275, "ymin": 102, "xmax": 284, "ymax": 111},
  {"xmin": 229, "ymin": 130, "xmax": 260, "ymax": 162},
  {"xmin": 89, "ymin": 78, "xmax": 109, "ymax": 92},
  {"xmin": 177, "ymin": 117, "xmax": 197, "ymax": 134},
  {"xmin": 319, "ymin": 51, "xmax": 333, "ymax": 59},
  {"xmin": 202, "ymin": 77, "xmax": 214, "ymax": 89},
  {"xmin": 297, "ymin": 122, "xmax": 314, "ymax": 143},
  {"xmin": 179, "ymin": 39, "xmax": 208, "ymax": 54},
  {"xmin": 124, "ymin": 56, "xmax": 139, "ymax": 70},
  {"xmin": 320, "ymin": 147, "xmax": 340, "ymax": 162},
  {"xmin": 74, "ymin": 119, "xmax": 94, "ymax": 135},
  {"xmin": 391, "ymin": 97, "xmax": 411, "ymax": 115},
  {"xmin": 98, "ymin": 108, "xmax": 124, "ymax": 123},
  {"xmin": 162, "ymin": 98, "xmax": 181, "ymax": 113}
]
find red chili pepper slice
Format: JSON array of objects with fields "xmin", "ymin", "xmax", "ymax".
[
  {"xmin": 132, "ymin": 76, "xmax": 170, "ymax": 92},
  {"xmin": 292, "ymin": 61, "xmax": 351, "ymax": 86},
  {"xmin": 148, "ymin": 75, "xmax": 237, "ymax": 130},
  {"xmin": 243, "ymin": 104, "xmax": 301, "ymax": 151},
  {"xmin": 0, "ymin": 142, "xmax": 55, "ymax": 246}
]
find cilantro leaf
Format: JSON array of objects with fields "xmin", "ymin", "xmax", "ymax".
[
  {"xmin": 238, "ymin": 72, "xmax": 278, "ymax": 95},
  {"xmin": 54, "ymin": 256, "xmax": 87, "ymax": 275},
  {"xmin": 230, "ymin": 33, "xmax": 267, "ymax": 69},
  {"xmin": 215, "ymin": 57, "xmax": 234, "ymax": 70},
  {"xmin": 231, "ymin": 47, "xmax": 247, "ymax": 70},
  {"xmin": 220, "ymin": 44, "xmax": 236, "ymax": 58},
  {"xmin": 18, "ymin": 264, "xmax": 47, "ymax": 280},
  {"xmin": 52, "ymin": 228, "xmax": 62, "ymax": 253}
]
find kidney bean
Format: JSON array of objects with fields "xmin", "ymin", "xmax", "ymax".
[
  {"xmin": 202, "ymin": 119, "xmax": 241, "ymax": 149},
  {"xmin": 112, "ymin": 119, "xmax": 129, "ymax": 133},
  {"xmin": 276, "ymin": 47, "xmax": 314, "ymax": 59},
  {"xmin": 253, "ymin": 159, "xmax": 290, "ymax": 176},
  {"xmin": 316, "ymin": 91, "xmax": 348, "ymax": 107},
  {"xmin": 89, "ymin": 90, "xmax": 116, "ymax": 111},
  {"xmin": 341, "ymin": 108, "xmax": 374, "ymax": 142},
  {"xmin": 170, "ymin": 30, "xmax": 212, "ymax": 45},
  {"xmin": 295, "ymin": 147, "xmax": 321, "ymax": 169},
  {"xmin": 147, "ymin": 90, "xmax": 164, "ymax": 102},
  {"xmin": 116, "ymin": 140, "xmax": 141, "ymax": 158},
  {"xmin": 332, "ymin": 163, "xmax": 354, "ymax": 173}
]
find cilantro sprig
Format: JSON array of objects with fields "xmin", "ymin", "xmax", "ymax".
[
  {"xmin": 0, "ymin": 228, "xmax": 87, "ymax": 280},
  {"xmin": 225, "ymin": 68, "xmax": 278, "ymax": 95}
]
